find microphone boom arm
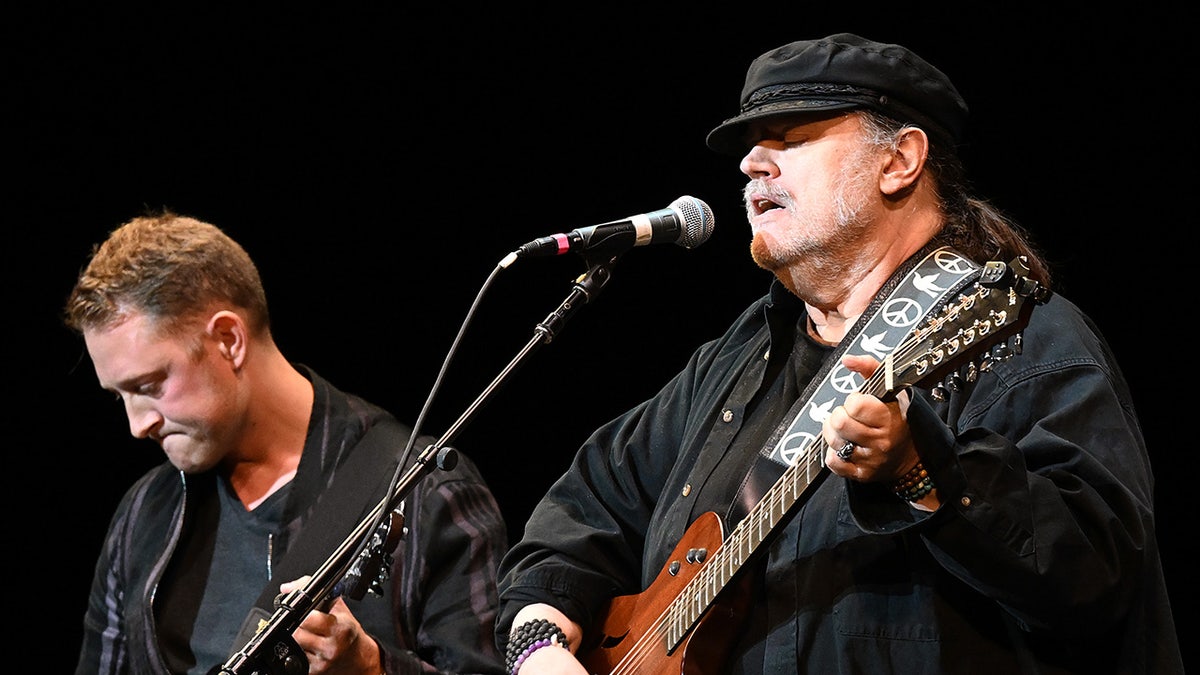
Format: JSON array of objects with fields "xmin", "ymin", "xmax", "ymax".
[
  {"xmin": 214, "ymin": 256, "xmax": 619, "ymax": 675},
  {"xmin": 435, "ymin": 256, "xmax": 616, "ymax": 447}
]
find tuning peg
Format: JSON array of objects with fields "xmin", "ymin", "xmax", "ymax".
[
  {"xmin": 931, "ymin": 385, "xmax": 948, "ymax": 401},
  {"xmin": 944, "ymin": 372, "xmax": 964, "ymax": 392},
  {"xmin": 965, "ymin": 362, "xmax": 978, "ymax": 383},
  {"xmin": 991, "ymin": 342, "xmax": 1012, "ymax": 360},
  {"xmin": 1012, "ymin": 333, "xmax": 1023, "ymax": 355}
]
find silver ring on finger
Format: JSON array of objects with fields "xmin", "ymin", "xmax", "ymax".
[{"xmin": 837, "ymin": 441, "xmax": 856, "ymax": 461}]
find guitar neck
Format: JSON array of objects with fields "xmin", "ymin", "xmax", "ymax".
[{"xmin": 664, "ymin": 438, "xmax": 829, "ymax": 648}]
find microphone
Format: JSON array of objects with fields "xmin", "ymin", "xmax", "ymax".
[{"xmin": 514, "ymin": 196, "xmax": 714, "ymax": 259}]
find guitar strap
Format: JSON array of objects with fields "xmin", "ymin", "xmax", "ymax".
[
  {"xmin": 226, "ymin": 418, "xmax": 413, "ymax": 657},
  {"xmin": 728, "ymin": 246, "xmax": 981, "ymax": 521}
]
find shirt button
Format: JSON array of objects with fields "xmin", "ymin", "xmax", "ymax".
[
  {"xmin": 960, "ymin": 496, "xmax": 972, "ymax": 507},
  {"xmin": 722, "ymin": 409, "xmax": 734, "ymax": 423},
  {"xmin": 682, "ymin": 484, "xmax": 692, "ymax": 497}
]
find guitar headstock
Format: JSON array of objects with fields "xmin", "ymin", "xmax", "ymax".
[
  {"xmin": 337, "ymin": 507, "xmax": 407, "ymax": 602},
  {"xmin": 884, "ymin": 257, "xmax": 1051, "ymax": 399}
]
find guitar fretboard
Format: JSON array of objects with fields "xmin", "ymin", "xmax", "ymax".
[{"xmin": 663, "ymin": 436, "xmax": 828, "ymax": 647}]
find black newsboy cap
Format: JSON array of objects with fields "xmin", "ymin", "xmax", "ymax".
[{"xmin": 706, "ymin": 33, "xmax": 969, "ymax": 155}]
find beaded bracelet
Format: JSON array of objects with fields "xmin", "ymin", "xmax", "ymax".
[
  {"xmin": 893, "ymin": 462, "xmax": 935, "ymax": 501},
  {"xmin": 505, "ymin": 618, "xmax": 568, "ymax": 674}
]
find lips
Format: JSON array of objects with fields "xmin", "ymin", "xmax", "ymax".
[
  {"xmin": 754, "ymin": 198, "xmax": 785, "ymax": 215},
  {"xmin": 746, "ymin": 188, "xmax": 786, "ymax": 216},
  {"xmin": 154, "ymin": 430, "xmax": 183, "ymax": 446},
  {"xmin": 748, "ymin": 199, "xmax": 787, "ymax": 231}
]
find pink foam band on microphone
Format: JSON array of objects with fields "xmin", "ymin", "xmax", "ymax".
[{"xmin": 553, "ymin": 233, "xmax": 570, "ymax": 254}]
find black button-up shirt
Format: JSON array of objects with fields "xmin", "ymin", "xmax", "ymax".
[{"xmin": 497, "ymin": 274, "xmax": 1182, "ymax": 673}]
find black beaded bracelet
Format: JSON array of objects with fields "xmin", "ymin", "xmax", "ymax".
[
  {"xmin": 505, "ymin": 618, "xmax": 568, "ymax": 674},
  {"xmin": 893, "ymin": 462, "xmax": 935, "ymax": 501}
]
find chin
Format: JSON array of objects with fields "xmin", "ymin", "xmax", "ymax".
[
  {"xmin": 165, "ymin": 445, "xmax": 216, "ymax": 474},
  {"xmin": 749, "ymin": 235, "xmax": 781, "ymax": 271},
  {"xmin": 170, "ymin": 458, "xmax": 212, "ymax": 474}
]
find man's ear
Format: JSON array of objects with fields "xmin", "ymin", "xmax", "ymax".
[
  {"xmin": 879, "ymin": 127, "xmax": 930, "ymax": 196},
  {"xmin": 208, "ymin": 310, "xmax": 248, "ymax": 368}
]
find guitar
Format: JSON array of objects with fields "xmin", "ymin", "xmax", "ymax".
[{"xmin": 577, "ymin": 257, "xmax": 1051, "ymax": 675}]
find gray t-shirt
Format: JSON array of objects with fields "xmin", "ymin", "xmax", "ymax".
[{"xmin": 187, "ymin": 476, "xmax": 291, "ymax": 674}]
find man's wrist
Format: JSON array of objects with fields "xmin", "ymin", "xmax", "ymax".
[{"xmin": 506, "ymin": 618, "xmax": 569, "ymax": 674}]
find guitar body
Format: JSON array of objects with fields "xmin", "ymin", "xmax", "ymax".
[{"xmin": 578, "ymin": 512, "xmax": 749, "ymax": 675}]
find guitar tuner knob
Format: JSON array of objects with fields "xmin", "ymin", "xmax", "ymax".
[
  {"xmin": 1012, "ymin": 333, "xmax": 1024, "ymax": 354},
  {"xmin": 281, "ymin": 652, "xmax": 309, "ymax": 675},
  {"xmin": 965, "ymin": 362, "xmax": 978, "ymax": 382},
  {"xmin": 945, "ymin": 372, "xmax": 964, "ymax": 392},
  {"xmin": 931, "ymin": 386, "xmax": 947, "ymax": 401},
  {"xmin": 992, "ymin": 343, "xmax": 1012, "ymax": 360},
  {"xmin": 1014, "ymin": 276, "xmax": 1041, "ymax": 297}
]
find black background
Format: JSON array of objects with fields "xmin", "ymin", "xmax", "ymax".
[{"xmin": 15, "ymin": 6, "xmax": 1192, "ymax": 672}]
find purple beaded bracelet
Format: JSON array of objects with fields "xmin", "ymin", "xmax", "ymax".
[
  {"xmin": 513, "ymin": 637, "xmax": 555, "ymax": 673},
  {"xmin": 505, "ymin": 618, "xmax": 568, "ymax": 674}
]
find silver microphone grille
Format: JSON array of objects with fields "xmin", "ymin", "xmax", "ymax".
[{"xmin": 670, "ymin": 196, "xmax": 715, "ymax": 249}]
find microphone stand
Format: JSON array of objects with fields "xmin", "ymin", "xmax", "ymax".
[{"xmin": 214, "ymin": 255, "xmax": 619, "ymax": 675}]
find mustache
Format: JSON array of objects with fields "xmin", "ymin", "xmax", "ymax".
[{"xmin": 742, "ymin": 180, "xmax": 794, "ymax": 211}]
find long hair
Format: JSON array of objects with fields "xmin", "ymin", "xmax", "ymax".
[{"xmin": 859, "ymin": 110, "xmax": 1052, "ymax": 288}]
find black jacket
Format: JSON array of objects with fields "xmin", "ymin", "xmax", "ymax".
[
  {"xmin": 497, "ymin": 271, "xmax": 1183, "ymax": 674},
  {"xmin": 76, "ymin": 366, "xmax": 508, "ymax": 675}
]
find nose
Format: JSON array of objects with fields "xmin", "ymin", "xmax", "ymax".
[
  {"xmin": 739, "ymin": 143, "xmax": 780, "ymax": 180},
  {"xmin": 124, "ymin": 396, "xmax": 162, "ymax": 439}
]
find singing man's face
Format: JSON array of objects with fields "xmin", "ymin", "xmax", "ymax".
[{"xmin": 738, "ymin": 112, "xmax": 882, "ymax": 272}]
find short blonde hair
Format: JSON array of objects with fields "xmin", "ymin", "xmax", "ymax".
[{"xmin": 65, "ymin": 210, "xmax": 271, "ymax": 336}]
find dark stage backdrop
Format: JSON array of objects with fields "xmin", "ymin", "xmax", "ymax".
[{"xmin": 15, "ymin": 7, "xmax": 1191, "ymax": 672}]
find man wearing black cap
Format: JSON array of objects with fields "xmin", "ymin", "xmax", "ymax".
[{"xmin": 494, "ymin": 34, "xmax": 1183, "ymax": 673}]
